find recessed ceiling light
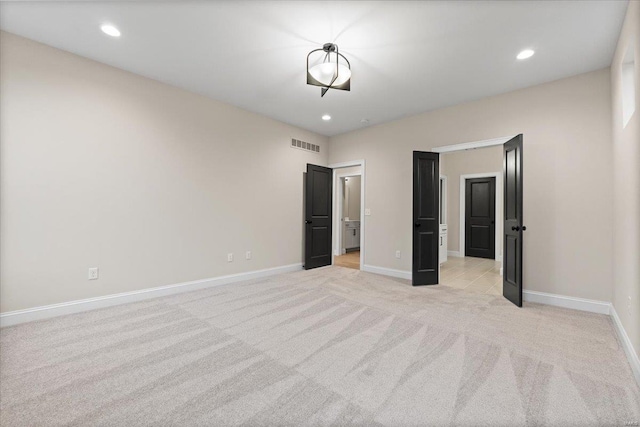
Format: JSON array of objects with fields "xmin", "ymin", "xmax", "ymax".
[
  {"xmin": 322, "ymin": 114, "xmax": 331, "ymax": 121},
  {"xmin": 517, "ymin": 49, "xmax": 535, "ymax": 60},
  {"xmin": 100, "ymin": 24, "xmax": 121, "ymax": 37}
]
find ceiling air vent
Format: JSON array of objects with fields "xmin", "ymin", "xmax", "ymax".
[{"xmin": 291, "ymin": 138, "xmax": 320, "ymax": 153}]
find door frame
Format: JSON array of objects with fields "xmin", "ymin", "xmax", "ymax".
[
  {"xmin": 432, "ymin": 135, "xmax": 517, "ymax": 153},
  {"xmin": 459, "ymin": 172, "xmax": 502, "ymax": 263},
  {"xmin": 329, "ymin": 159, "xmax": 366, "ymax": 269}
]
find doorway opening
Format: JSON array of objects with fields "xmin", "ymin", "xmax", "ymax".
[
  {"xmin": 413, "ymin": 135, "xmax": 525, "ymax": 307},
  {"xmin": 303, "ymin": 160, "xmax": 365, "ymax": 272},
  {"xmin": 331, "ymin": 162, "xmax": 364, "ymax": 270},
  {"xmin": 434, "ymin": 146, "xmax": 504, "ymax": 294},
  {"xmin": 335, "ymin": 174, "xmax": 361, "ymax": 269}
]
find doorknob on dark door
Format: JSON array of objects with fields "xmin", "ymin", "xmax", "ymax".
[
  {"xmin": 511, "ymin": 225, "xmax": 520, "ymax": 231},
  {"xmin": 305, "ymin": 220, "xmax": 313, "ymax": 224}
]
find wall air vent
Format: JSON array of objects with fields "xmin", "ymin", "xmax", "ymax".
[{"xmin": 291, "ymin": 138, "xmax": 320, "ymax": 153}]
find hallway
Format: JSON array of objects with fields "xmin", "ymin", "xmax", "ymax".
[{"xmin": 440, "ymin": 256, "xmax": 502, "ymax": 295}]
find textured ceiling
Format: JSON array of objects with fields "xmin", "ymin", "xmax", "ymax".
[{"xmin": 0, "ymin": 1, "xmax": 628, "ymax": 136}]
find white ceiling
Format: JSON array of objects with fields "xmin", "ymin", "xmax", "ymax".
[{"xmin": 0, "ymin": 1, "xmax": 628, "ymax": 136}]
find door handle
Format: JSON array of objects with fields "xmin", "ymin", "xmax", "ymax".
[
  {"xmin": 305, "ymin": 220, "xmax": 313, "ymax": 224},
  {"xmin": 511, "ymin": 226, "xmax": 520, "ymax": 231},
  {"xmin": 415, "ymin": 223, "xmax": 421, "ymax": 227}
]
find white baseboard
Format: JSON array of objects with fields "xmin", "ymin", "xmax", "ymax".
[
  {"xmin": 362, "ymin": 265, "xmax": 412, "ymax": 280},
  {"xmin": 447, "ymin": 251, "xmax": 502, "ymax": 263},
  {"xmin": 2, "ymin": 263, "xmax": 639, "ymax": 389},
  {"xmin": 0, "ymin": 263, "xmax": 303, "ymax": 328},
  {"xmin": 610, "ymin": 305, "xmax": 640, "ymax": 386},
  {"xmin": 523, "ymin": 290, "xmax": 611, "ymax": 315},
  {"xmin": 517, "ymin": 290, "xmax": 639, "ymax": 387}
]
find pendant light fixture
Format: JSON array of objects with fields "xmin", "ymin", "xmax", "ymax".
[{"xmin": 307, "ymin": 43, "xmax": 351, "ymax": 97}]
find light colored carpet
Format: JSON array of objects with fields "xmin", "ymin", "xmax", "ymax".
[{"xmin": 1, "ymin": 266, "xmax": 639, "ymax": 426}]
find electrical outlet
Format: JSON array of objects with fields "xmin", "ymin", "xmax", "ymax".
[
  {"xmin": 88, "ymin": 267, "xmax": 99, "ymax": 280},
  {"xmin": 395, "ymin": 250, "xmax": 401, "ymax": 259},
  {"xmin": 227, "ymin": 253, "xmax": 233, "ymax": 262},
  {"xmin": 246, "ymin": 251, "xmax": 252, "ymax": 260},
  {"xmin": 365, "ymin": 208, "xmax": 371, "ymax": 216}
]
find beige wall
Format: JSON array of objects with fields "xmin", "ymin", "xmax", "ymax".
[
  {"xmin": 0, "ymin": 24, "xmax": 627, "ymax": 323},
  {"xmin": 441, "ymin": 146, "xmax": 503, "ymax": 256},
  {"xmin": 610, "ymin": 1, "xmax": 640, "ymax": 359},
  {"xmin": 0, "ymin": 32, "xmax": 329, "ymax": 312},
  {"xmin": 329, "ymin": 68, "xmax": 613, "ymax": 302}
]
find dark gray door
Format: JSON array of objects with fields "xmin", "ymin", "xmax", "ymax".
[
  {"xmin": 465, "ymin": 177, "xmax": 496, "ymax": 259},
  {"xmin": 503, "ymin": 135, "xmax": 525, "ymax": 307},
  {"xmin": 412, "ymin": 151, "xmax": 439, "ymax": 285},
  {"xmin": 304, "ymin": 164, "xmax": 333, "ymax": 270}
]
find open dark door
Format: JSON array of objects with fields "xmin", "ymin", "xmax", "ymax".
[
  {"xmin": 503, "ymin": 135, "xmax": 525, "ymax": 306},
  {"xmin": 304, "ymin": 164, "xmax": 333, "ymax": 270},
  {"xmin": 412, "ymin": 151, "xmax": 439, "ymax": 285}
]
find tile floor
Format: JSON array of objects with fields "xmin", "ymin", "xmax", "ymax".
[
  {"xmin": 440, "ymin": 256, "xmax": 502, "ymax": 295},
  {"xmin": 334, "ymin": 250, "xmax": 360, "ymax": 270}
]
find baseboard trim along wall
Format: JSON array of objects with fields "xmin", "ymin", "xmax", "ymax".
[
  {"xmin": 362, "ymin": 265, "xmax": 412, "ymax": 280},
  {"xmin": 523, "ymin": 290, "xmax": 639, "ymax": 387},
  {"xmin": 3, "ymin": 262, "xmax": 638, "ymax": 389},
  {"xmin": 522, "ymin": 290, "xmax": 611, "ymax": 314},
  {"xmin": 447, "ymin": 251, "xmax": 503, "ymax": 262},
  {"xmin": 0, "ymin": 263, "xmax": 303, "ymax": 327},
  {"xmin": 362, "ymin": 266, "xmax": 639, "ymax": 387},
  {"xmin": 610, "ymin": 305, "xmax": 640, "ymax": 386}
]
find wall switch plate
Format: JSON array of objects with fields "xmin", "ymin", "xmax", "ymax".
[
  {"xmin": 246, "ymin": 251, "xmax": 252, "ymax": 260},
  {"xmin": 227, "ymin": 253, "xmax": 233, "ymax": 262},
  {"xmin": 365, "ymin": 208, "xmax": 371, "ymax": 216},
  {"xmin": 395, "ymin": 250, "xmax": 401, "ymax": 259},
  {"xmin": 88, "ymin": 267, "xmax": 99, "ymax": 280}
]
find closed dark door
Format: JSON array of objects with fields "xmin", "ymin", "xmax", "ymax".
[
  {"xmin": 412, "ymin": 151, "xmax": 439, "ymax": 285},
  {"xmin": 503, "ymin": 135, "xmax": 525, "ymax": 307},
  {"xmin": 465, "ymin": 177, "xmax": 496, "ymax": 259},
  {"xmin": 304, "ymin": 164, "xmax": 333, "ymax": 270}
]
